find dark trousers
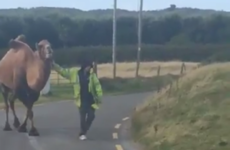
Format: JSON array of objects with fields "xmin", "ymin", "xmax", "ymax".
[{"xmin": 79, "ymin": 105, "xmax": 95, "ymax": 135}]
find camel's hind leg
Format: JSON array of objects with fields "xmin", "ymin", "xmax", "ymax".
[
  {"xmin": 28, "ymin": 107, "xmax": 39, "ymax": 136},
  {"xmin": 28, "ymin": 92, "xmax": 40, "ymax": 136},
  {"xmin": 20, "ymin": 101, "xmax": 39, "ymax": 136},
  {"xmin": 1, "ymin": 89, "xmax": 12, "ymax": 131},
  {"xmin": 8, "ymin": 94, "xmax": 20, "ymax": 128},
  {"xmin": 18, "ymin": 100, "xmax": 39, "ymax": 135}
]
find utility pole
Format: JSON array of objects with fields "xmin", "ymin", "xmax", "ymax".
[
  {"xmin": 112, "ymin": 0, "xmax": 117, "ymax": 78},
  {"xmin": 135, "ymin": 0, "xmax": 143, "ymax": 77}
]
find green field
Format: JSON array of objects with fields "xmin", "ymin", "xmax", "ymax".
[
  {"xmin": 49, "ymin": 61, "xmax": 198, "ymax": 84},
  {"xmin": 47, "ymin": 61, "xmax": 197, "ymax": 101},
  {"xmin": 0, "ymin": 74, "xmax": 178, "ymax": 109}
]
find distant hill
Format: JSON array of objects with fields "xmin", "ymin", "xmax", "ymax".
[{"xmin": 0, "ymin": 6, "xmax": 229, "ymax": 19}]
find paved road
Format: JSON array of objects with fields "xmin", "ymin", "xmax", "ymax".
[{"xmin": 0, "ymin": 92, "xmax": 151, "ymax": 150}]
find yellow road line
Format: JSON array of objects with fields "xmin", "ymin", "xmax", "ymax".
[
  {"xmin": 115, "ymin": 145, "xmax": 123, "ymax": 150},
  {"xmin": 115, "ymin": 124, "xmax": 121, "ymax": 129},
  {"xmin": 112, "ymin": 133, "xmax": 118, "ymax": 139},
  {"xmin": 122, "ymin": 117, "xmax": 129, "ymax": 121}
]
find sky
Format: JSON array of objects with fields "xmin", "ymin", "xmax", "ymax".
[{"xmin": 0, "ymin": 0, "xmax": 230, "ymax": 11}]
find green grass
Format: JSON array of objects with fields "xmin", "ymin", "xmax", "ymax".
[
  {"xmin": 131, "ymin": 62, "xmax": 230, "ymax": 150},
  {"xmin": 42, "ymin": 74, "xmax": 179, "ymax": 100},
  {"xmin": 0, "ymin": 74, "xmax": 178, "ymax": 108}
]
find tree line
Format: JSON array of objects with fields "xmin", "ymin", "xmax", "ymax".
[
  {"xmin": 1, "ymin": 7, "xmax": 229, "ymax": 19},
  {"xmin": 1, "ymin": 14, "xmax": 230, "ymax": 48},
  {"xmin": 0, "ymin": 7, "xmax": 230, "ymax": 65}
]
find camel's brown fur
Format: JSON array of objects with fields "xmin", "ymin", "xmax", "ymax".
[
  {"xmin": 0, "ymin": 39, "xmax": 34, "ymax": 88},
  {"xmin": 0, "ymin": 35, "xmax": 53, "ymax": 136}
]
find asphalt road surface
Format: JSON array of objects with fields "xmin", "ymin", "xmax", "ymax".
[{"xmin": 0, "ymin": 92, "xmax": 151, "ymax": 150}]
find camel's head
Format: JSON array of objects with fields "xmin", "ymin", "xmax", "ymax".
[{"xmin": 35, "ymin": 40, "xmax": 53, "ymax": 61}]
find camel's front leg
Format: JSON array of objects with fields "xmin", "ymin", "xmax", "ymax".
[
  {"xmin": 18, "ymin": 109, "xmax": 28, "ymax": 133},
  {"xmin": 8, "ymin": 94, "xmax": 20, "ymax": 128}
]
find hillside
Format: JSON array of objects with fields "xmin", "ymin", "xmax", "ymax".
[
  {"xmin": 0, "ymin": 6, "xmax": 230, "ymax": 49},
  {"xmin": 0, "ymin": 6, "xmax": 229, "ymax": 19},
  {"xmin": 132, "ymin": 62, "xmax": 230, "ymax": 150},
  {"xmin": 0, "ymin": 6, "xmax": 230, "ymax": 65}
]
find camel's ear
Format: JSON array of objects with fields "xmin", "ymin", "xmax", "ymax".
[
  {"xmin": 8, "ymin": 39, "xmax": 23, "ymax": 49},
  {"xmin": 35, "ymin": 43, "xmax": 43, "ymax": 51}
]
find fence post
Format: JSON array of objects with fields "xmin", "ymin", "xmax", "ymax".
[
  {"xmin": 168, "ymin": 82, "xmax": 172, "ymax": 96},
  {"xmin": 157, "ymin": 65, "xmax": 161, "ymax": 93},
  {"xmin": 57, "ymin": 72, "xmax": 60, "ymax": 85},
  {"xmin": 180, "ymin": 62, "xmax": 186, "ymax": 76},
  {"xmin": 93, "ymin": 61, "xmax": 98, "ymax": 76}
]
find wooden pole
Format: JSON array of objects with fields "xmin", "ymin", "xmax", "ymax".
[
  {"xmin": 135, "ymin": 0, "xmax": 143, "ymax": 77},
  {"xmin": 112, "ymin": 0, "xmax": 117, "ymax": 78}
]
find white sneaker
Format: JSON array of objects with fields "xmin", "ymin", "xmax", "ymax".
[{"xmin": 79, "ymin": 135, "xmax": 87, "ymax": 140}]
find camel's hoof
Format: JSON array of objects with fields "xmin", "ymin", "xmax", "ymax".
[
  {"xmin": 18, "ymin": 125, "xmax": 27, "ymax": 133},
  {"xmin": 3, "ymin": 123, "xmax": 12, "ymax": 131},
  {"xmin": 28, "ymin": 128, "xmax": 39, "ymax": 136},
  {"xmin": 13, "ymin": 118, "xmax": 20, "ymax": 128}
]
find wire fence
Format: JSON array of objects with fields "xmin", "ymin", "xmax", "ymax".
[
  {"xmin": 50, "ymin": 70, "xmax": 71, "ymax": 85},
  {"xmin": 40, "ymin": 62, "xmax": 200, "ymax": 98}
]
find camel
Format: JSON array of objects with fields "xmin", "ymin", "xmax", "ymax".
[
  {"xmin": 0, "ymin": 36, "xmax": 53, "ymax": 136},
  {"xmin": 15, "ymin": 34, "xmax": 26, "ymax": 42}
]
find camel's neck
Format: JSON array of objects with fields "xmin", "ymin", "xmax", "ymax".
[
  {"xmin": 39, "ymin": 60, "xmax": 52, "ymax": 82},
  {"xmin": 27, "ymin": 59, "xmax": 52, "ymax": 92}
]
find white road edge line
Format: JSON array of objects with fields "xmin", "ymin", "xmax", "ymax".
[
  {"xmin": 122, "ymin": 117, "xmax": 129, "ymax": 121},
  {"xmin": 0, "ymin": 111, "xmax": 43, "ymax": 150},
  {"xmin": 18, "ymin": 115, "xmax": 44, "ymax": 150},
  {"xmin": 27, "ymin": 136, "xmax": 43, "ymax": 150},
  {"xmin": 115, "ymin": 145, "xmax": 123, "ymax": 150},
  {"xmin": 115, "ymin": 124, "xmax": 121, "ymax": 129},
  {"xmin": 0, "ymin": 100, "xmax": 71, "ymax": 149},
  {"xmin": 112, "ymin": 133, "xmax": 118, "ymax": 139}
]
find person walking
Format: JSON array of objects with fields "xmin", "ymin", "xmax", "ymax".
[{"xmin": 52, "ymin": 60, "xmax": 103, "ymax": 140}]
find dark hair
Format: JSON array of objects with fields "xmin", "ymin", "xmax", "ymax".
[{"xmin": 80, "ymin": 59, "xmax": 93, "ymax": 69}]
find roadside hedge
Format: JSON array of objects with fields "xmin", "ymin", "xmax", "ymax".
[
  {"xmin": 53, "ymin": 44, "xmax": 230, "ymax": 66},
  {"xmin": 1, "ymin": 44, "xmax": 230, "ymax": 66}
]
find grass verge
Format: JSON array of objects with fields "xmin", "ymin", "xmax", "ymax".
[
  {"xmin": 0, "ymin": 74, "xmax": 178, "ymax": 108},
  {"xmin": 131, "ymin": 62, "xmax": 230, "ymax": 150}
]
